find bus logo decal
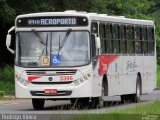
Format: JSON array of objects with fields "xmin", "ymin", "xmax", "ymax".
[{"xmin": 126, "ymin": 59, "xmax": 137, "ymax": 72}]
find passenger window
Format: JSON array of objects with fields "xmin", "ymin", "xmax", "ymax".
[
  {"xmin": 148, "ymin": 27, "xmax": 154, "ymax": 54},
  {"xmin": 135, "ymin": 27, "xmax": 142, "ymax": 54},
  {"xmin": 113, "ymin": 24, "xmax": 120, "ymax": 53},
  {"xmin": 106, "ymin": 23, "xmax": 113, "ymax": 53},
  {"xmin": 120, "ymin": 25, "xmax": 127, "ymax": 54},
  {"xmin": 127, "ymin": 26, "xmax": 135, "ymax": 54},
  {"xmin": 143, "ymin": 27, "xmax": 148, "ymax": 54},
  {"xmin": 99, "ymin": 23, "xmax": 106, "ymax": 53},
  {"xmin": 91, "ymin": 22, "xmax": 98, "ymax": 34}
]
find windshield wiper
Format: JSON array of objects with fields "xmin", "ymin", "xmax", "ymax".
[
  {"xmin": 32, "ymin": 30, "xmax": 48, "ymax": 56},
  {"xmin": 45, "ymin": 33, "xmax": 48, "ymax": 56},
  {"xmin": 32, "ymin": 29, "xmax": 47, "ymax": 46},
  {"xmin": 58, "ymin": 29, "xmax": 72, "ymax": 55}
]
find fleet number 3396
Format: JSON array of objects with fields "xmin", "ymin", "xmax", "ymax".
[{"xmin": 60, "ymin": 76, "xmax": 73, "ymax": 81}]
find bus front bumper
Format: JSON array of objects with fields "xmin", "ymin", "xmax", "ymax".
[{"xmin": 15, "ymin": 80, "xmax": 93, "ymax": 99}]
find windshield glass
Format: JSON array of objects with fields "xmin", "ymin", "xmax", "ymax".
[{"xmin": 15, "ymin": 31, "xmax": 90, "ymax": 67}]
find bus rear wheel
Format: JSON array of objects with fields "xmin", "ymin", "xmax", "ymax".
[
  {"xmin": 121, "ymin": 76, "xmax": 141, "ymax": 103},
  {"xmin": 132, "ymin": 76, "xmax": 141, "ymax": 103},
  {"xmin": 32, "ymin": 99, "xmax": 45, "ymax": 110}
]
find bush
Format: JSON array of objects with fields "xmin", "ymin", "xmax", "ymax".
[
  {"xmin": 0, "ymin": 65, "xmax": 15, "ymax": 93},
  {"xmin": 0, "ymin": 91, "xmax": 5, "ymax": 97},
  {"xmin": 0, "ymin": 65, "xmax": 14, "ymax": 83}
]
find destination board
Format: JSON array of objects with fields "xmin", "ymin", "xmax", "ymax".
[{"xmin": 16, "ymin": 16, "xmax": 88, "ymax": 27}]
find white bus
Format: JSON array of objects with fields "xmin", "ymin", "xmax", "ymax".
[{"xmin": 6, "ymin": 10, "xmax": 156, "ymax": 109}]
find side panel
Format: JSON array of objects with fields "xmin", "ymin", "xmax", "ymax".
[
  {"xmin": 98, "ymin": 55, "xmax": 120, "ymax": 96},
  {"xmin": 98, "ymin": 55, "xmax": 156, "ymax": 96},
  {"xmin": 92, "ymin": 60, "xmax": 103, "ymax": 97},
  {"xmin": 142, "ymin": 56, "xmax": 156, "ymax": 93}
]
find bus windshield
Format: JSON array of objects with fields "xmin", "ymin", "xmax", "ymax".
[{"xmin": 15, "ymin": 31, "xmax": 90, "ymax": 67}]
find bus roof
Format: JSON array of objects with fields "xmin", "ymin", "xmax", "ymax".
[{"xmin": 16, "ymin": 11, "xmax": 154, "ymax": 26}]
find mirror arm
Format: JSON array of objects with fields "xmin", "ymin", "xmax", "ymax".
[
  {"xmin": 6, "ymin": 46, "xmax": 14, "ymax": 54},
  {"xmin": 8, "ymin": 26, "xmax": 15, "ymax": 34}
]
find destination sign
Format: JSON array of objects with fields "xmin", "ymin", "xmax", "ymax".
[{"xmin": 16, "ymin": 16, "xmax": 88, "ymax": 27}]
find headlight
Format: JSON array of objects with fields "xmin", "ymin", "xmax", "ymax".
[
  {"xmin": 17, "ymin": 77, "xmax": 29, "ymax": 86},
  {"xmin": 74, "ymin": 76, "xmax": 88, "ymax": 86}
]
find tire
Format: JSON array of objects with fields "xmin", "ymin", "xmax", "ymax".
[
  {"xmin": 32, "ymin": 99, "xmax": 45, "ymax": 110},
  {"xmin": 121, "ymin": 76, "xmax": 141, "ymax": 103},
  {"xmin": 92, "ymin": 85, "xmax": 105, "ymax": 108},
  {"xmin": 133, "ymin": 76, "xmax": 141, "ymax": 103}
]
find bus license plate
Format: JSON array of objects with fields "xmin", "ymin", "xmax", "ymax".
[{"xmin": 44, "ymin": 89, "xmax": 57, "ymax": 94}]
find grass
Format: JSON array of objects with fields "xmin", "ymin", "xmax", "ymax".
[
  {"xmin": 109, "ymin": 100, "xmax": 160, "ymax": 114},
  {"xmin": 71, "ymin": 100, "xmax": 160, "ymax": 120},
  {"xmin": 0, "ymin": 65, "xmax": 14, "ymax": 94},
  {"xmin": 0, "ymin": 81, "xmax": 14, "ymax": 92}
]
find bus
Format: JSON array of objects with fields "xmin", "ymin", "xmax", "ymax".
[{"xmin": 6, "ymin": 10, "xmax": 156, "ymax": 109}]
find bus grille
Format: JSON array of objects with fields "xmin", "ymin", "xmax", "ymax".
[
  {"xmin": 26, "ymin": 69, "xmax": 77, "ymax": 76},
  {"xmin": 31, "ymin": 81, "xmax": 73, "ymax": 85}
]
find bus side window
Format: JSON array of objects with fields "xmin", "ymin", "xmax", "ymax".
[
  {"xmin": 91, "ymin": 22, "xmax": 98, "ymax": 34},
  {"xmin": 148, "ymin": 27, "xmax": 154, "ymax": 55},
  {"xmin": 135, "ymin": 27, "xmax": 143, "ymax": 54},
  {"xmin": 106, "ymin": 23, "xmax": 113, "ymax": 53},
  {"xmin": 99, "ymin": 23, "xmax": 106, "ymax": 54},
  {"xmin": 91, "ymin": 34, "xmax": 96, "ymax": 58},
  {"xmin": 143, "ymin": 27, "xmax": 148, "ymax": 55},
  {"xmin": 113, "ymin": 24, "xmax": 120, "ymax": 54},
  {"xmin": 127, "ymin": 26, "xmax": 135, "ymax": 54},
  {"xmin": 120, "ymin": 25, "xmax": 127, "ymax": 54}
]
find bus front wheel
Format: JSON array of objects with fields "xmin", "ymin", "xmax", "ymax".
[
  {"xmin": 92, "ymin": 86, "xmax": 105, "ymax": 108},
  {"xmin": 32, "ymin": 99, "xmax": 45, "ymax": 110}
]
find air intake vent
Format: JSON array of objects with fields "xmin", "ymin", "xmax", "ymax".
[{"xmin": 26, "ymin": 69, "xmax": 77, "ymax": 76}]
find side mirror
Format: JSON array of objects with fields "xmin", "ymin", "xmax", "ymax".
[
  {"xmin": 6, "ymin": 26, "xmax": 15, "ymax": 54},
  {"xmin": 6, "ymin": 34, "xmax": 11, "ymax": 47},
  {"xmin": 95, "ymin": 36, "xmax": 101, "ymax": 49}
]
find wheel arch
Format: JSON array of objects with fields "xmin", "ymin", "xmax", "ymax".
[{"xmin": 102, "ymin": 74, "xmax": 108, "ymax": 96}]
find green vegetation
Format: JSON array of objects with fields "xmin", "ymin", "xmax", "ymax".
[
  {"xmin": 109, "ymin": 100, "xmax": 160, "ymax": 114},
  {"xmin": 71, "ymin": 100, "xmax": 160, "ymax": 120},
  {"xmin": 71, "ymin": 114, "xmax": 139, "ymax": 120},
  {"xmin": 0, "ymin": 65, "xmax": 14, "ymax": 93},
  {"xmin": 0, "ymin": 91, "xmax": 5, "ymax": 97},
  {"xmin": 157, "ymin": 65, "xmax": 160, "ymax": 87}
]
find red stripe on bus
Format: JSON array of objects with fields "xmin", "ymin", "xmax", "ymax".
[
  {"xmin": 28, "ymin": 76, "xmax": 41, "ymax": 81},
  {"xmin": 99, "ymin": 55, "xmax": 118, "ymax": 75}
]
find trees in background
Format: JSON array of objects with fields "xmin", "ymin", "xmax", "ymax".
[{"xmin": 0, "ymin": 0, "xmax": 160, "ymax": 66}]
